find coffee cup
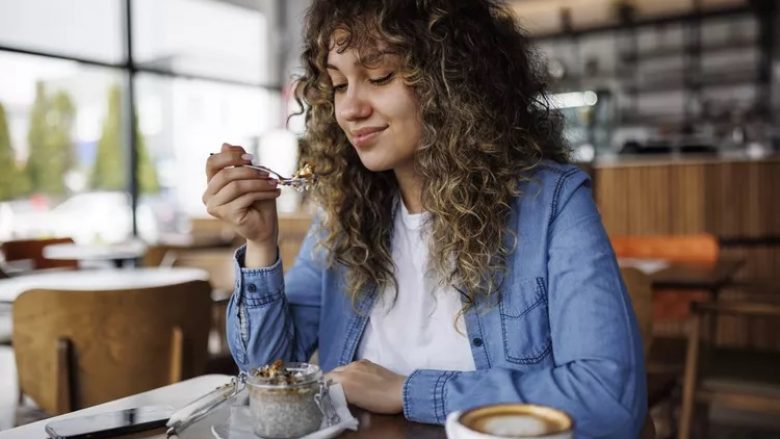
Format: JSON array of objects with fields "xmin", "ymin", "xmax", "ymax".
[{"xmin": 445, "ymin": 403, "xmax": 573, "ymax": 439}]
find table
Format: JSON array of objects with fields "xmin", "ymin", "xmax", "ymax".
[
  {"xmin": 0, "ymin": 375, "xmax": 445, "ymax": 439},
  {"xmin": 0, "ymin": 267, "xmax": 210, "ymax": 304},
  {"xmin": 619, "ymin": 257, "xmax": 745, "ymax": 297},
  {"xmin": 620, "ymin": 257, "xmax": 746, "ymax": 345},
  {"xmin": 43, "ymin": 241, "xmax": 147, "ymax": 268},
  {"xmin": 0, "ymin": 375, "xmax": 231, "ymax": 438},
  {"xmin": 649, "ymin": 259, "xmax": 745, "ymax": 294}
]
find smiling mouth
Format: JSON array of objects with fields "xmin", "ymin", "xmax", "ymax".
[{"xmin": 353, "ymin": 127, "xmax": 387, "ymax": 148}]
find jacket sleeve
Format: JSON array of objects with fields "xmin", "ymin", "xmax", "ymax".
[
  {"xmin": 226, "ymin": 216, "xmax": 325, "ymax": 371},
  {"xmin": 402, "ymin": 173, "xmax": 648, "ymax": 439}
]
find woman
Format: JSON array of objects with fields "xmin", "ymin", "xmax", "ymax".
[{"xmin": 203, "ymin": 0, "xmax": 646, "ymax": 437}]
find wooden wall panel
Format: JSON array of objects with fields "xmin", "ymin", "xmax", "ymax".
[{"xmin": 595, "ymin": 158, "xmax": 780, "ymax": 238}]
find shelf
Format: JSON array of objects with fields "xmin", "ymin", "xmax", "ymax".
[
  {"xmin": 550, "ymin": 67, "xmax": 758, "ymax": 95},
  {"xmin": 530, "ymin": 6, "xmax": 752, "ymax": 42},
  {"xmin": 624, "ymin": 69, "xmax": 758, "ymax": 94},
  {"xmin": 618, "ymin": 38, "xmax": 758, "ymax": 62}
]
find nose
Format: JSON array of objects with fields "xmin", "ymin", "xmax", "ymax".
[{"xmin": 337, "ymin": 86, "xmax": 372, "ymax": 121}]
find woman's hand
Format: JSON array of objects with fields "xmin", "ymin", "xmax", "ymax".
[
  {"xmin": 203, "ymin": 143, "xmax": 280, "ymax": 265},
  {"xmin": 326, "ymin": 359, "xmax": 406, "ymax": 415}
]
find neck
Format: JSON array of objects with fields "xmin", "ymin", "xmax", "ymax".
[{"xmin": 393, "ymin": 165, "xmax": 424, "ymax": 214}]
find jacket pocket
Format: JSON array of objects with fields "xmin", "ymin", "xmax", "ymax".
[{"xmin": 499, "ymin": 277, "xmax": 552, "ymax": 364}]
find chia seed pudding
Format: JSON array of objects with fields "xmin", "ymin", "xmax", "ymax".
[{"xmin": 247, "ymin": 360, "xmax": 323, "ymax": 438}]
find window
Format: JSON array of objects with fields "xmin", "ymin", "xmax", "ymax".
[
  {"xmin": 0, "ymin": 52, "xmax": 132, "ymax": 243},
  {"xmin": 135, "ymin": 74, "xmax": 281, "ymax": 222},
  {"xmin": 0, "ymin": 0, "xmax": 123, "ymax": 63},
  {"xmin": 132, "ymin": 0, "xmax": 269, "ymax": 85},
  {"xmin": 0, "ymin": 0, "xmax": 282, "ymax": 244}
]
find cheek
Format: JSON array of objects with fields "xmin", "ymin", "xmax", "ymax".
[{"xmin": 333, "ymin": 100, "xmax": 345, "ymax": 129}]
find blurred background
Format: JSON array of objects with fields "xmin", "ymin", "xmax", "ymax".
[
  {"xmin": 0, "ymin": 0, "xmax": 777, "ymax": 244},
  {"xmin": 0, "ymin": 1, "xmax": 778, "ymax": 438}
]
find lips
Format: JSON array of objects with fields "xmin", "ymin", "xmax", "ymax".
[{"xmin": 351, "ymin": 126, "xmax": 387, "ymax": 148}]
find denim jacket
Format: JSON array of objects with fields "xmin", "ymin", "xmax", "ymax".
[{"xmin": 226, "ymin": 162, "xmax": 647, "ymax": 438}]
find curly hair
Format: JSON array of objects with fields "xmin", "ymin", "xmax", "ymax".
[{"xmin": 294, "ymin": 0, "xmax": 569, "ymax": 306}]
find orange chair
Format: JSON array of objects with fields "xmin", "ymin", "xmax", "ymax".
[
  {"xmin": 611, "ymin": 234, "xmax": 719, "ymax": 264},
  {"xmin": 1, "ymin": 237, "xmax": 79, "ymax": 271}
]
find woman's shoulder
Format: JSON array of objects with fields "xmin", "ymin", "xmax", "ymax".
[
  {"xmin": 520, "ymin": 160, "xmax": 591, "ymax": 197},
  {"xmin": 513, "ymin": 160, "xmax": 593, "ymax": 223},
  {"xmin": 527, "ymin": 160, "xmax": 589, "ymax": 183}
]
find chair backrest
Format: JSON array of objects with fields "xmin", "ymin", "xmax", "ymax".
[
  {"xmin": 1, "ymin": 237, "xmax": 78, "ymax": 270},
  {"xmin": 620, "ymin": 267, "xmax": 653, "ymax": 356},
  {"xmin": 170, "ymin": 249, "xmax": 235, "ymax": 298},
  {"xmin": 12, "ymin": 280, "xmax": 212, "ymax": 414},
  {"xmin": 278, "ymin": 214, "xmax": 313, "ymax": 272},
  {"xmin": 613, "ymin": 234, "xmax": 719, "ymax": 327},
  {"xmin": 189, "ymin": 217, "xmax": 236, "ymax": 243},
  {"xmin": 611, "ymin": 234, "xmax": 719, "ymax": 265},
  {"xmin": 142, "ymin": 244, "xmax": 175, "ymax": 267}
]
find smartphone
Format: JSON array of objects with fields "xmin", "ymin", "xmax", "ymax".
[{"xmin": 44, "ymin": 405, "xmax": 174, "ymax": 439}]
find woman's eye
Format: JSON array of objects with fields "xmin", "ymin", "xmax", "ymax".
[
  {"xmin": 369, "ymin": 72, "xmax": 395, "ymax": 85},
  {"xmin": 332, "ymin": 83, "xmax": 347, "ymax": 93}
]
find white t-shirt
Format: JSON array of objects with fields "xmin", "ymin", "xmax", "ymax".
[{"xmin": 356, "ymin": 201, "xmax": 476, "ymax": 376}]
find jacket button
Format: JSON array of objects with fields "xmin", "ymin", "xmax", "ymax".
[
  {"xmin": 248, "ymin": 284, "xmax": 257, "ymax": 293},
  {"xmin": 472, "ymin": 337, "xmax": 483, "ymax": 347}
]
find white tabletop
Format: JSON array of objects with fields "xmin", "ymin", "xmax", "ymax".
[
  {"xmin": 0, "ymin": 267, "xmax": 210, "ymax": 303},
  {"xmin": 43, "ymin": 241, "xmax": 147, "ymax": 262},
  {"xmin": 0, "ymin": 374, "xmax": 232, "ymax": 438}
]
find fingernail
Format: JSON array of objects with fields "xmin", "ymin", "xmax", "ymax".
[{"xmin": 241, "ymin": 153, "xmax": 254, "ymax": 162}]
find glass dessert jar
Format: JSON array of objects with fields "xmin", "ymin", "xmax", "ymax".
[{"xmin": 246, "ymin": 361, "xmax": 323, "ymax": 438}]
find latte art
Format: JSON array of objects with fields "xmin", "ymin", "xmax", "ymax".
[{"xmin": 448, "ymin": 403, "xmax": 573, "ymax": 439}]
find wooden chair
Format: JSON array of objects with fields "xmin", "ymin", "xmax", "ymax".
[
  {"xmin": 622, "ymin": 267, "xmax": 660, "ymax": 437},
  {"xmin": 1, "ymin": 237, "xmax": 78, "ymax": 271},
  {"xmin": 141, "ymin": 244, "xmax": 177, "ymax": 268},
  {"xmin": 189, "ymin": 217, "xmax": 236, "ymax": 245},
  {"xmin": 278, "ymin": 213, "xmax": 313, "ymax": 273},
  {"xmin": 169, "ymin": 249, "xmax": 237, "ymax": 375},
  {"xmin": 623, "ymin": 267, "xmax": 677, "ymax": 437},
  {"xmin": 678, "ymin": 301, "xmax": 780, "ymax": 439},
  {"xmin": 12, "ymin": 280, "xmax": 211, "ymax": 414},
  {"xmin": 622, "ymin": 267, "xmax": 653, "ymax": 356}
]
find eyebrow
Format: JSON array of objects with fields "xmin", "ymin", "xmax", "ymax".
[{"xmin": 326, "ymin": 49, "xmax": 396, "ymax": 71}]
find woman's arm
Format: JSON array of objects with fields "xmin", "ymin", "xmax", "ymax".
[
  {"xmin": 226, "ymin": 217, "xmax": 325, "ymax": 370},
  {"xmin": 403, "ymin": 175, "xmax": 647, "ymax": 439}
]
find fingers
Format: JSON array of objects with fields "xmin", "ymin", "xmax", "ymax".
[
  {"xmin": 206, "ymin": 143, "xmax": 253, "ymax": 181},
  {"xmin": 204, "ymin": 166, "xmax": 272, "ymax": 199},
  {"xmin": 207, "ymin": 177, "xmax": 278, "ymax": 206},
  {"xmin": 221, "ymin": 142, "xmax": 243, "ymax": 153},
  {"xmin": 206, "ymin": 189, "xmax": 281, "ymax": 221}
]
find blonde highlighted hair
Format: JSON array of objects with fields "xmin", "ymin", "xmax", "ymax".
[{"xmin": 294, "ymin": 0, "xmax": 569, "ymax": 304}]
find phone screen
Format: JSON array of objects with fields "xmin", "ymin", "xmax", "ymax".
[{"xmin": 44, "ymin": 406, "xmax": 173, "ymax": 439}]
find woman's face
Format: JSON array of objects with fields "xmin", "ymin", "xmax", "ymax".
[{"xmin": 326, "ymin": 38, "xmax": 422, "ymax": 174}]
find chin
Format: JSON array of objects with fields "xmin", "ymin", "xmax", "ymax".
[{"xmin": 355, "ymin": 151, "xmax": 394, "ymax": 173}]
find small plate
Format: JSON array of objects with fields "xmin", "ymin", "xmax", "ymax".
[{"xmin": 211, "ymin": 407, "xmax": 257, "ymax": 439}]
